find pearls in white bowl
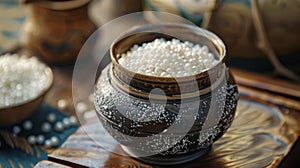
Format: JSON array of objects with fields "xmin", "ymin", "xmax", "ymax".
[
  {"xmin": 118, "ymin": 38, "xmax": 219, "ymax": 77},
  {"xmin": 0, "ymin": 54, "xmax": 52, "ymax": 108}
]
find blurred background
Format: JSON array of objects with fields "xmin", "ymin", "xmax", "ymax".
[{"xmin": 1, "ymin": 0, "xmax": 300, "ymax": 80}]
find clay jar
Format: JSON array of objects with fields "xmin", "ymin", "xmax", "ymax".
[
  {"xmin": 94, "ymin": 24, "xmax": 239, "ymax": 165},
  {"xmin": 20, "ymin": 0, "xmax": 96, "ymax": 64}
]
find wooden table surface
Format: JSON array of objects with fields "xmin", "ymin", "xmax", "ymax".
[{"xmin": 32, "ymin": 65, "xmax": 300, "ymax": 168}]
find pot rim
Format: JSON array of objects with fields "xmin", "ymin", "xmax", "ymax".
[
  {"xmin": 110, "ymin": 65, "xmax": 226, "ymax": 100},
  {"xmin": 110, "ymin": 23, "xmax": 227, "ymax": 83}
]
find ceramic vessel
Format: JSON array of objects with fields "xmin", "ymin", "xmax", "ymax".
[
  {"xmin": 91, "ymin": 0, "xmax": 142, "ymax": 24},
  {"xmin": 20, "ymin": 0, "xmax": 96, "ymax": 64},
  {"xmin": 94, "ymin": 24, "xmax": 239, "ymax": 165}
]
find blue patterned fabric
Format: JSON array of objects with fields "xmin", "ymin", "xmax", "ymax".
[
  {"xmin": 0, "ymin": 1, "xmax": 27, "ymax": 53},
  {"xmin": 0, "ymin": 104, "xmax": 78, "ymax": 167},
  {"xmin": 0, "ymin": 142, "xmax": 47, "ymax": 168}
]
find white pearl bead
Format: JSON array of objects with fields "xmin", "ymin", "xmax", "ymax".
[
  {"xmin": 41, "ymin": 122, "xmax": 52, "ymax": 133},
  {"xmin": 62, "ymin": 117, "xmax": 70, "ymax": 128},
  {"xmin": 201, "ymin": 46, "xmax": 209, "ymax": 52},
  {"xmin": 57, "ymin": 99, "xmax": 68, "ymax": 110},
  {"xmin": 47, "ymin": 113, "xmax": 57, "ymax": 123},
  {"xmin": 27, "ymin": 135, "xmax": 36, "ymax": 144},
  {"xmin": 54, "ymin": 121, "xmax": 64, "ymax": 132},
  {"xmin": 69, "ymin": 116, "xmax": 78, "ymax": 126},
  {"xmin": 184, "ymin": 63, "xmax": 191, "ymax": 69},
  {"xmin": 51, "ymin": 136, "xmax": 59, "ymax": 146},
  {"xmin": 44, "ymin": 139, "xmax": 52, "ymax": 148},
  {"xmin": 13, "ymin": 126, "xmax": 21, "ymax": 135},
  {"xmin": 76, "ymin": 102, "xmax": 88, "ymax": 113},
  {"xmin": 208, "ymin": 53, "xmax": 214, "ymax": 59},
  {"xmin": 37, "ymin": 135, "xmax": 45, "ymax": 145},
  {"xmin": 23, "ymin": 120, "xmax": 33, "ymax": 131},
  {"xmin": 160, "ymin": 72, "xmax": 168, "ymax": 77},
  {"xmin": 166, "ymin": 68, "xmax": 172, "ymax": 73}
]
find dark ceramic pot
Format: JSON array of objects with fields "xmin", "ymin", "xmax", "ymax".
[{"xmin": 94, "ymin": 23, "xmax": 239, "ymax": 165}]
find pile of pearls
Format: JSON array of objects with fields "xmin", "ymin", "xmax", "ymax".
[
  {"xmin": 12, "ymin": 113, "xmax": 78, "ymax": 148},
  {"xmin": 0, "ymin": 54, "xmax": 51, "ymax": 108},
  {"xmin": 118, "ymin": 38, "xmax": 219, "ymax": 77}
]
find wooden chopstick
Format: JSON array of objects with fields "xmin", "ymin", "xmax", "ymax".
[{"xmin": 232, "ymin": 68, "xmax": 300, "ymax": 99}]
